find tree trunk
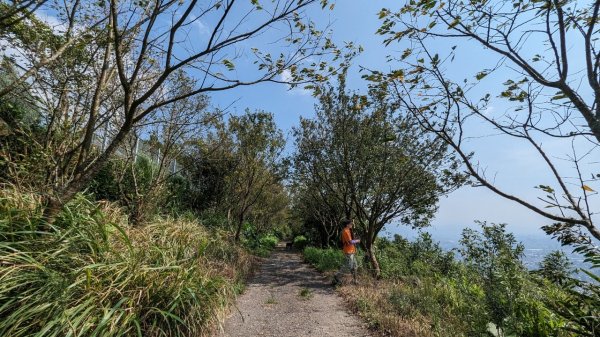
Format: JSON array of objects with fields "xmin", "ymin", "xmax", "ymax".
[
  {"xmin": 129, "ymin": 200, "xmax": 146, "ymax": 227},
  {"xmin": 318, "ymin": 223, "xmax": 328, "ymax": 248},
  {"xmin": 41, "ymin": 196, "xmax": 64, "ymax": 227},
  {"xmin": 234, "ymin": 214, "xmax": 244, "ymax": 242},
  {"xmin": 41, "ymin": 123, "xmax": 132, "ymax": 224},
  {"xmin": 366, "ymin": 242, "xmax": 381, "ymax": 279}
]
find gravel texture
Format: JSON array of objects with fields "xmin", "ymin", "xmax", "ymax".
[{"xmin": 217, "ymin": 246, "xmax": 372, "ymax": 337}]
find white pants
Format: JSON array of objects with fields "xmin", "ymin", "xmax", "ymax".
[{"xmin": 336, "ymin": 253, "xmax": 357, "ymax": 278}]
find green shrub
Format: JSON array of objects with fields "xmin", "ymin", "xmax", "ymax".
[
  {"xmin": 509, "ymin": 284, "xmax": 570, "ymax": 337},
  {"xmin": 377, "ymin": 234, "xmax": 458, "ymax": 279},
  {"xmin": 241, "ymin": 223, "xmax": 279, "ymax": 257},
  {"xmin": 87, "ymin": 159, "xmax": 122, "ymax": 201},
  {"xmin": 535, "ymin": 250, "xmax": 574, "ymax": 286},
  {"xmin": 259, "ymin": 234, "xmax": 278, "ymax": 249},
  {"xmin": 377, "ymin": 236, "xmax": 410, "ymax": 278},
  {"xmin": 251, "ymin": 246, "xmax": 272, "ymax": 257},
  {"xmin": 0, "ymin": 188, "xmax": 251, "ymax": 337},
  {"xmin": 199, "ymin": 210, "xmax": 229, "ymax": 229},
  {"xmin": 293, "ymin": 235, "xmax": 308, "ymax": 250},
  {"xmin": 87, "ymin": 156, "xmax": 167, "ymax": 224},
  {"xmin": 271, "ymin": 224, "xmax": 293, "ymax": 240},
  {"xmin": 459, "ymin": 222, "xmax": 527, "ymax": 334},
  {"xmin": 165, "ymin": 173, "xmax": 191, "ymax": 211},
  {"xmin": 545, "ymin": 272, "xmax": 600, "ymax": 337},
  {"xmin": 303, "ymin": 247, "xmax": 344, "ymax": 271}
]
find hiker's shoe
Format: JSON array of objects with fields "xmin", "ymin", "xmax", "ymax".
[{"xmin": 331, "ymin": 275, "xmax": 340, "ymax": 286}]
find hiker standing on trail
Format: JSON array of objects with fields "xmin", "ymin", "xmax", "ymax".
[{"xmin": 333, "ymin": 219, "xmax": 360, "ymax": 285}]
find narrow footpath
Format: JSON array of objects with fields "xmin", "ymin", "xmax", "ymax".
[{"xmin": 217, "ymin": 245, "xmax": 372, "ymax": 337}]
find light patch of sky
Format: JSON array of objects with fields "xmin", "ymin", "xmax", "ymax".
[
  {"xmin": 36, "ymin": 10, "xmax": 68, "ymax": 33},
  {"xmin": 191, "ymin": 1, "xmax": 597, "ymax": 238},
  {"xmin": 0, "ymin": 39, "xmax": 20, "ymax": 59},
  {"xmin": 279, "ymin": 69, "xmax": 311, "ymax": 96},
  {"xmin": 191, "ymin": 16, "xmax": 209, "ymax": 35}
]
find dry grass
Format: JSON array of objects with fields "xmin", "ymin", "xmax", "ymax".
[
  {"xmin": 298, "ymin": 287, "xmax": 313, "ymax": 299},
  {"xmin": 337, "ymin": 278, "xmax": 433, "ymax": 337}
]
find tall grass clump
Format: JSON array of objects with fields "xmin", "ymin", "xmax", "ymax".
[
  {"xmin": 303, "ymin": 247, "xmax": 344, "ymax": 271},
  {"xmin": 0, "ymin": 187, "xmax": 252, "ymax": 337}
]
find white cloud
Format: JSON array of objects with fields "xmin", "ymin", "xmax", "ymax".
[
  {"xmin": 280, "ymin": 69, "xmax": 311, "ymax": 96},
  {"xmin": 191, "ymin": 17, "xmax": 209, "ymax": 35}
]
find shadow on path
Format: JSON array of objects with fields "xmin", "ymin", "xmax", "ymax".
[
  {"xmin": 217, "ymin": 246, "xmax": 371, "ymax": 337},
  {"xmin": 248, "ymin": 248, "xmax": 332, "ymax": 291}
]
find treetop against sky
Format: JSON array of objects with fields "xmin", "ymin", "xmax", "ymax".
[
  {"xmin": 10, "ymin": 0, "xmax": 599, "ymax": 236},
  {"xmin": 213, "ymin": 1, "xmax": 598, "ymax": 236}
]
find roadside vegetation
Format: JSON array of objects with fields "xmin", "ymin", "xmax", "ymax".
[
  {"xmin": 0, "ymin": 1, "xmax": 334, "ymax": 332},
  {"xmin": 0, "ymin": 12, "xmax": 303, "ymax": 333},
  {"xmin": 0, "ymin": 102, "xmax": 289, "ymax": 335},
  {"xmin": 0, "ymin": 187, "xmax": 253, "ymax": 337},
  {"xmin": 303, "ymin": 224, "xmax": 599, "ymax": 337}
]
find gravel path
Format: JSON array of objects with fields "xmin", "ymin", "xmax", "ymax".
[{"xmin": 217, "ymin": 246, "xmax": 372, "ymax": 337}]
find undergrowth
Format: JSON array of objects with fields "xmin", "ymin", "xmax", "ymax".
[
  {"xmin": 0, "ymin": 187, "xmax": 253, "ymax": 337},
  {"xmin": 304, "ymin": 231, "xmax": 583, "ymax": 337},
  {"xmin": 303, "ymin": 246, "xmax": 344, "ymax": 271}
]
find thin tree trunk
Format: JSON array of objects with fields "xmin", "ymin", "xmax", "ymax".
[
  {"xmin": 41, "ymin": 196, "xmax": 64, "ymax": 227},
  {"xmin": 366, "ymin": 242, "xmax": 381, "ymax": 279},
  {"xmin": 234, "ymin": 213, "xmax": 244, "ymax": 242},
  {"xmin": 318, "ymin": 223, "xmax": 328, "ymax": 248},
  {"xmin": 40, "ymin": 116, "xmax": 134, "ymax": 224}
]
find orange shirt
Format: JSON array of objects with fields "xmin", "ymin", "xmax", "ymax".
[{"xmin": 341, "ymin": 228, "xmax": 355, "ymax": 254}]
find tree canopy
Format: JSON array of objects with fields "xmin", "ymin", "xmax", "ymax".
[{"xmin": 293, "ymin": 72, "xmax": 464, "ymax": 276}]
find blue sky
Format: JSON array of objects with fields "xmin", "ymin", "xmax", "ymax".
[{"xmin": 205, "ymin": 1, "xmax": 587, "ymax": 237}]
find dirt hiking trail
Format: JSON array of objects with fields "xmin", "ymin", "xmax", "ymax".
[{"xmin": 217, "ymin": 246, "xmax": 372, "ymax": 337}]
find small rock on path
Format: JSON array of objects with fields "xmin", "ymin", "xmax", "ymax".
[{"xmin": 217, "ymin": 246, "xmax": 372, "ymax": 337}]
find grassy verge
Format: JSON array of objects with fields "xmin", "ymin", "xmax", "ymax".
[
  {"xmin": 303, "ymin": 243, "xmax": 576, "ymax": 337},
  {"xmin": 336, "ymin": 277, "xmax": 489, "ymax": 337},
  {"xmin": 0, "ymin": 188, "xmax": 254, "ymax": 337}
]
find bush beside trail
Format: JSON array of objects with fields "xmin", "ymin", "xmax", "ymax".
[
  {"xmin": 303, "ymin": 230, "xmax": 583, "ymax": 337},
  {"xmin": 0, "ymin": 188, "xmax": 254, "ymax": 337},
  {"xmin": 292, "ymin": 235, "xmax": 308, "ymax": 250},
  {"xmin": 303, "ymin": 247, "xmax": 344, "ymax": 272}
]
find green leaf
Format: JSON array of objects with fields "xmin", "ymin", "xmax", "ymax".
[
  {"xmin": 551, "ymin": 91, "xmax": 568, "ymax": 101},
  {"xmin": 448, "ymin": 17, "xmax": 461, "ymax": 29},
  {"xmin": 222, "ymin": 59, "xmax": 235, "ymax": 71},
  {"xmin": 475, "ymin": 71, "xmax": 488, "ymax": 80},
  {"xmin": 378, "ymin": 9, "xmax": 388, "ymax": 19}
]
